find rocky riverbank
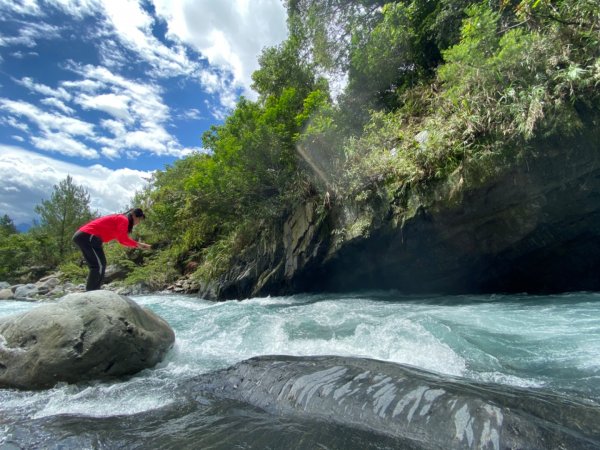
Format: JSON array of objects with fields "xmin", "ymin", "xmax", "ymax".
[
  {"xmin": 0, "ymin": 270, "xmax": 152, "ymax": 302},
  {"xmin": 5, "ymin": 125, "xmax": 599, "ymax": 302}
]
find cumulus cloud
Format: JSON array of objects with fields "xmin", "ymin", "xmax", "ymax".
[
  {"xmin": 101, "ymin": 0, "xmax": 197, "ymax": 78},
  {"xmin": 0, "ymin": 0, "xmax": 287, "ymax": 220},
  {"xmin": 1, "ymin": 0, "xmax": 289, "ymax": 112},
  {"xmin": 66, "ymin": 64, "xmax": 197, "ymax": 157},
  {"xmin": 177, "ymin": 108, "xmax": 202, "ymax": 121},
  {"xmin": 1, "ymin": 116, "xmax": 29, "ymax": 133},
  {"xmin": 0, "ymin": 98, "xmax": 94, "ymax": 136},
  {"xmin": 40, "ymin": 97, "xmax": 75, "ymax": 115},
  {"xmin": 77, "ymin": 92, "xmax": 133, "ymax": 122},
  {"xmin": 30, "ymin": 131, "xmax": 98, "ymax": 159},
  {"xmin": 151, "ymin": 0, "xmax": 288, "ymax": 98},
  {"xmin": 2, "ymin": 65, "xmax": 202, "ymax": 159},
  {"xmin": 0, "ymin": 145, "xmax": 151, "ymax": 223},
  {"xmin": 0, "ymin": 98, "xmax": 99, "ymax": 158}
]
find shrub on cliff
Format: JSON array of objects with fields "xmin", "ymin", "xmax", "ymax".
[{"xmin": 342, "ymin": 0, "xmax": 600, "ymax": 204}]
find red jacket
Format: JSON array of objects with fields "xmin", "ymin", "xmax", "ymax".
[{"xmin": 78, "ymin": 214, "xmax": 139, "ymax": 248}]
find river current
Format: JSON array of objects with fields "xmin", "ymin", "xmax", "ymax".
[{"xmin": 1, "ymin": 291, "xmax": 599, "ymax": 449}]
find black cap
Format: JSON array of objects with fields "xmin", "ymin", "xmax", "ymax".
[{"xmin": 132, "ymin": 208, "xmax": 145, "ymax": 219}]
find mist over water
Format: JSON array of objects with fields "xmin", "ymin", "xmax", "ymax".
[{"xmin": 1, "ymin": 291, "xmax": 599, "ymax": 448}]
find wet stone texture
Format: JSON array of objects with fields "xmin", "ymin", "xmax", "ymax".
[
  {"xmin": 189, "ymin": 355, "xmax": 600, "ymax": 450},
  {"xmin": 0, "ymin": 291, "xmax": 175, "ymax": 389}
]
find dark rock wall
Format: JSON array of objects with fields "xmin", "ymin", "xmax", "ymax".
[
  {"xmin": 317, "ymin": 132, "xmax": 600, "ymax": 294},
  {"xmin": 213, "ymin": 129, "xmax": 600, "ymax": 299}
]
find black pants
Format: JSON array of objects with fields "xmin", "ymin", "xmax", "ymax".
[{"xmin": 73, "ymin": 231, "xmax": 106, "ymax": 291}]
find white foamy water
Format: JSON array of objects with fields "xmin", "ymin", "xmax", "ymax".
[{"xmin": 1, "ymin": 291, "xmax": 599, "ymax": 422}]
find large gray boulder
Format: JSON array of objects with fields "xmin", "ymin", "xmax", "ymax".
[
  {"xmin": 0, "ymin": 291, "xmax": 175, "ymax": 389},
  {"xmin": 13, "ymin": 283, "xmax": 38, "ymax": 299}
]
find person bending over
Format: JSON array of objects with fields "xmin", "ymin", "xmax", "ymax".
[{"xmin": 72, "ymin": 208, "xmax": 151, "ymax": 291}]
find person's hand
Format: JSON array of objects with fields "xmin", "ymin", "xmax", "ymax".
[{"xmin": 138, "ymin": 242, "xmax": 152, "ymax": 250}]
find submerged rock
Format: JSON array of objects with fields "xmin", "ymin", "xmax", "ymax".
[
  {"xmin": 0, "ymin": 291, "xmax": 175, "ymax": 389},
  {"xmin": 189, "ymin": 355, "xmax": 600, "ymax": 450}
]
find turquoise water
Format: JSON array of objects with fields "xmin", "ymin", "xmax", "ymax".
[{"xmin": 1, "ymin": 291, "xmax": 600, "ymax": 448}]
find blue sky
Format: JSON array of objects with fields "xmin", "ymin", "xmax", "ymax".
[{"xmin": 0, "ymin": 0, "xmax": 288, "ymax": 225}]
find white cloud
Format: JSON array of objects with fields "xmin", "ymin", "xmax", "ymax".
[
  {"xmin": 61, "ymin": 78, "xmax": 104, "ymax": 92},
  {"xmin": 100, "ymin": 118, "xmax": 126, "ymax": 136},
  {"xmin": 3, "ymin": 65, "xmax": 200, "ymax": 159},
  {"xmin": 65, "ymin": 64, "xmax": 195, "ymax": 157},
  {"xmin": 178, "ymin": 107, "xmax": 202, "ymax": 121},
  {"xmin": 17, "ymin": 77, "xmax": 71, "ymax": 101},
  {"xmin": 0, "ymin": 21, "xmax": 61, "ymax": 47},
  {"xmin": 2, "ymin": 0, "xmax": 289, "ymax": 115},
  {"xmin": 47, "ymin": 0, "xmax": 100, "ymax": 19},
  {"xmin": 0, "ymin": 0, "xmax": 41, "ymax": 17},
  {"xmin": 99, "ymin": 0, "xmax": 197, "ymax": 78},
  {"xmin": 199, "ymin": 67, "xmax": 238, "ymax": 111},
  {"xmin": 0, "ymin": 145, "xmax": 151, "ymax": 223},
  {"xmin": 9, "ymin": 50, "xmax": 38, "ymax": 58},
  {"xmin": 100, "ymin": 146, "xmax": 120, "ymax": 159},
  {"xmin": 0, "ymin": 98, "xmax": 95, "ymax": 137},
  {"xmin": 31, "ymin": 131, "xmax": 98, "ymax": 158},
  {"xmin": 0, "ymin": 98, "xmax": 99, "ymax": 158},
  {"xmin": 77, "ymin": 92, "xmax": 132, "ymax": 122},
  {"xmin": 40, "ymin": 97, "xmax": 75, "ymax": 114},
  {"xmin": 1, "ymin": 0, "xmax": 199, "ymax": 77},
  {"xmin": 1, "ymin": 116, "xmax": 29, "ymax": 133},
  {"xmin": 152, "ymin": 0, "xmax": 288, "ymax": 98}
]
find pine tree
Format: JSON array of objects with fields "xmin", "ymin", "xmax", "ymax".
[{"xmin": 34, "ymin": 175, "xmax": 95, "ymax": 263}]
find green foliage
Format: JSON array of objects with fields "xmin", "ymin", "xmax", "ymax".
[
  {"xmin": 136, "ymin": 65, "xmax": 328, "ymax": 285},
  {"xmin": 288, "ymin": 0, "xmax": 385, "ymax": 73},
  {"xmin": 0, "ymin": 232, "xmax": 37, "ymax": 282},
  {"xmin": 195, "ymin": 95, "xmax": 294, "ymax": 222},
  {"xmin": 103, "ymin": 242, "xmax": 138, "ymax": 271},
  {"xmin": 192, "ymin": 230, "xmax": 240, "ymax": 282},
  {"xmin": 438, "ymin": 0, "xmax": 600, "ymax": 146},
  {"xmin": 57, "ymin": 261, "xmax": 88, "ymax": 284},
  {"xmin": 340, "ymin": 0, "xmax": 600, "ymax": 209},
  {"xmin": 252, "ymin": 39, "xmax": 316, "ymax": 101},
  {"xmin": 0, "ymin": 214, "xmax": 17, "ymax": 237},
  {"xmin": 290, "ymin": 0, "xmax": 484, "ymax": 126},
  {"xmin": 123, "ymin": 249, "xmax": 180, "ymax": 290},
  {"xmin": 34, "ymin": 175, "xmax": 95, "ymax": 265},
  {"xmin": 347, "ymin": 1, "xmax": 436, "ymax": 110}
]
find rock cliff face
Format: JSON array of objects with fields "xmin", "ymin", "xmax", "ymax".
[{"xmin": 213, "ymin": 129, "xmax": 600, "ymax": 299}]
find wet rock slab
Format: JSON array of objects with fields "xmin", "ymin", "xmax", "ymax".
[{"xmin": 188, "ymin": 355, "xmax": 600, "ymax": 450}]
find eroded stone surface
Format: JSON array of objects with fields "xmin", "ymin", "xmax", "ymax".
[{"xmin": 0, "ymin": 290, "xmax": 175, "ymax": 389}]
